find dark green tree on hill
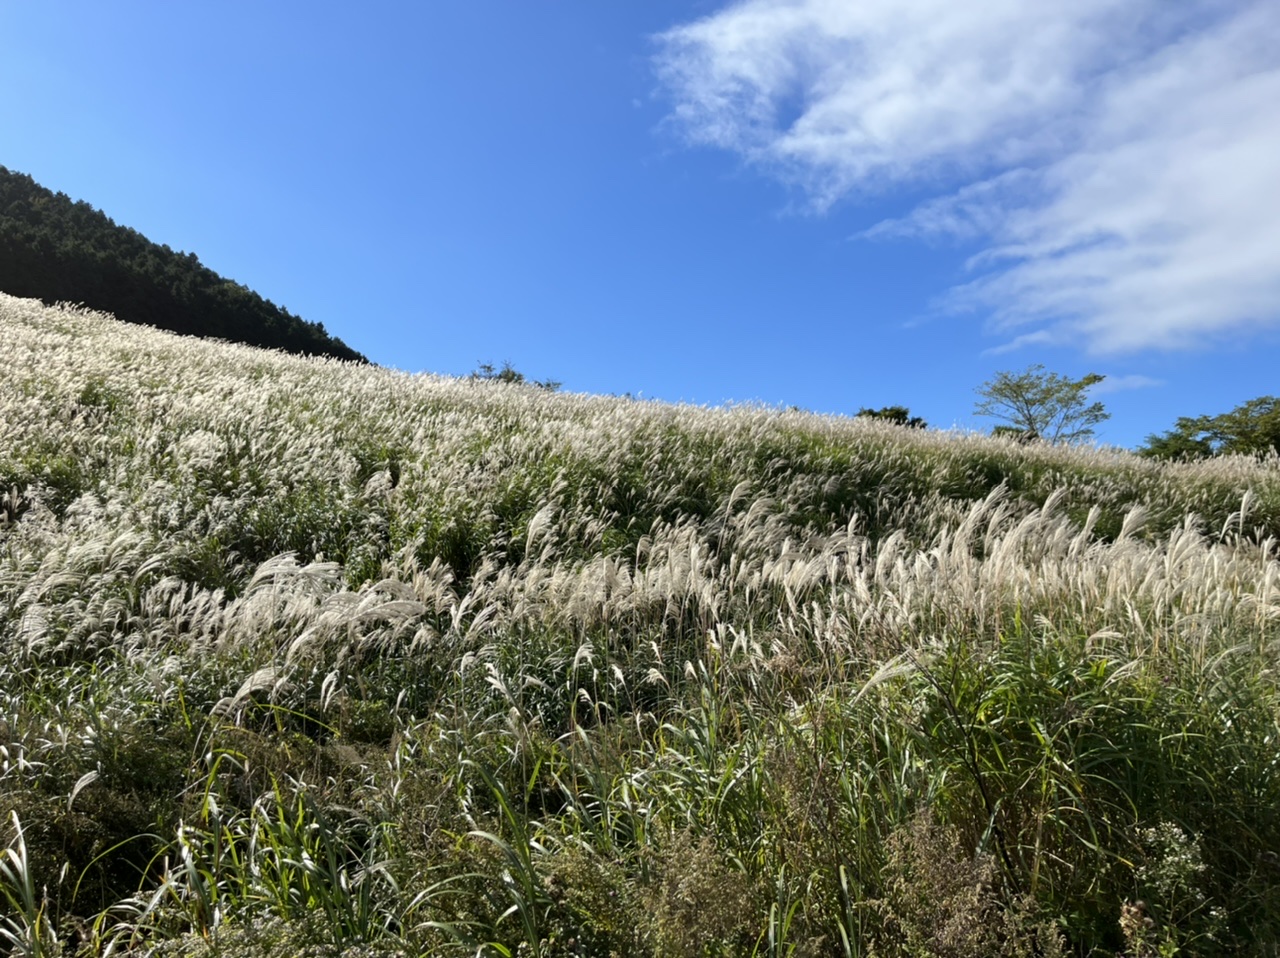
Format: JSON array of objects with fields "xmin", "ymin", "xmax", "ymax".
[
  {"xmin": 0, "ymin": 166, "xmax": 365, "ymax": 362},
  {"xmin": 1140, "ymin": 395, "xmax": 1280, "ymax": 460},
  {"xmin": 856, "ymin": 405, "xmax": 927, "ymax": 429}
]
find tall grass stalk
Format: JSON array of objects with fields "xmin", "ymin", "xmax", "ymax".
[
  {"xmin": 0, "ymin": 813, "xmax": 55, "ymax": 958},
  {"xmin": 5, "ymin": 294, "xmax": 1280, "ymax": 954}
]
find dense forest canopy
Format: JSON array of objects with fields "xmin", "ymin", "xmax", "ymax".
[{"xmin": 0, "ymin": 166, "xmax": 365, "ymax": 362}]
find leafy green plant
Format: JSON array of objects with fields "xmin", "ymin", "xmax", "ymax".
[{"xmin": 0, "ymin": 813, "xmax": 58, "ymax": 958}]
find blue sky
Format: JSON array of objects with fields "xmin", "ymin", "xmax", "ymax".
[{"xmin": 2, "ymin": 1, "xmax": 1278, "ymax": 448}]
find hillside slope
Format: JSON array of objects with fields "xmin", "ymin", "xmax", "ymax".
[
  {"xmin": 4, "ymin": 296, "xmax": 1280, "ymax": 956},
  {"xmin": 0, "ymin": 167, "xmax": 365, "ymax": 361}
]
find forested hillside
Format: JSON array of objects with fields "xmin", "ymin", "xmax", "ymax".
[
  {"xmin": 5, "ymin": 296, "xmax": 1280, "ymax": 956},
  {"xmin": 0, "ymin": 167, "xmax": 364, "ymax": 361}
]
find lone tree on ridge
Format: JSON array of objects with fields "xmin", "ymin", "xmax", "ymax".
[{"xmin": 975, "ymin": 365, "xmax": 1109, "ymax": 444}]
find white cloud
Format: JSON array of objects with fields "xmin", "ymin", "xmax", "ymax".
[
  {"xmin": 655, "ymin": 0, "xmax": 1280, "ymax": 354},
  {"xmin": 1090, "ymin": 374, "xmax": 1163, "ymax": 395}
]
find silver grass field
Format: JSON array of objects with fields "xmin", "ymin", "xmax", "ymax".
[{"xmin": 4, "ymin": 294, "xmax": 1280, "ymax": 956}]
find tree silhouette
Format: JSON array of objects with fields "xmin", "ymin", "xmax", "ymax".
[{"xmin": 975, "ymin": 365, "xmax": 1108, "ymax": 444}]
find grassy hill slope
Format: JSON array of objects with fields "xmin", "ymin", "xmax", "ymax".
[
  {"xmin": 0, "ymin": 167, "xmax": 365, "ymax": 361},
  {"xmin": 4, "ymin": 295, "xmax": 1280, "ymax": 956}
]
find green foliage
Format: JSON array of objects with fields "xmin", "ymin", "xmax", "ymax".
[
  {"xmin": 975, "ymin": 365, "xmax": 1109, "ymax": 444},
  {"xmin": 1120, "ymin": 822, "xmax": 1226, "ymax": 956},
  {"xmin": 1, "ymin": 813, "xmax": 58, "ymax": 958},
  {"xmin": 640, "ymin": 832, "xmax": 758, "ymax": 957},
  {"xmin": 472, "ymin": 361, "xmax": 562, "ymax": 391},
  {"xmin": 0, "ymin": 166, "xmax": 365, "ymax": 361},
  {"xmin": 146, "ymin": 913, "xmax": 412, "ymax": 958},
  {"xmin": 856, "ymin": 406, "xmax": 927, "ymax": 429},
  {"xmin": 1140, "ymin": 395, "xmax": 1280, "ymax": 460},
  {"xmin": 870, "ymin": 811, "xmax": 1064, "ymax": 958}
]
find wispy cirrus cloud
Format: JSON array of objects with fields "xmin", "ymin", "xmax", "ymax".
[
  {"xmin": 654, "ymin": 0, "xmax": 1280, "ymax": 355},
  {"xmin": 1090, "ymin": 374, "xmax": 1164, "ymax": 395}
]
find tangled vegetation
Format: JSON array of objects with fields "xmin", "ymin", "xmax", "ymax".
[{"xmin": 4, "ymin": 294, "xmax": 1280, "ymax": 956}]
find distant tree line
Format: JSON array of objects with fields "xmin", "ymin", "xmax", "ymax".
[
  {"xmin": 1139, "ymin": 396, "xmax": 1280, "ymax": 460},
  {"xmin": 862, "ymin": 365, "xmax": 1278, "ymax": 462},
  {"xmin": 0, "ymin": 166, "xmax": 365, "ymax": 362}
]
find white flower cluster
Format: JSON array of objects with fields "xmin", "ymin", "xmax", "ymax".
[{"xmin": 2, "ymin": 293, "xmax": 1279, "ymax": 696}]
